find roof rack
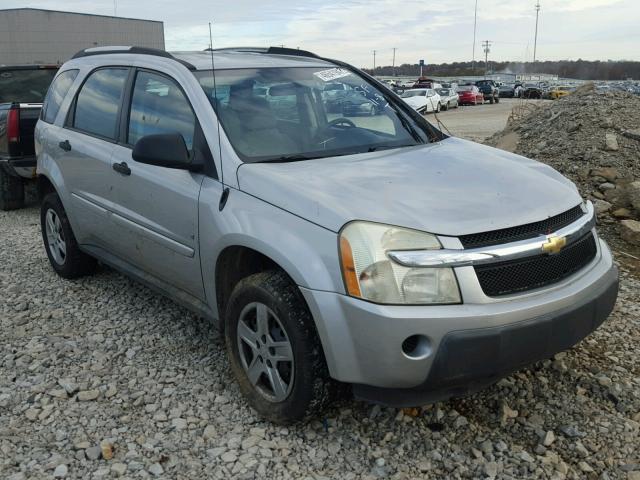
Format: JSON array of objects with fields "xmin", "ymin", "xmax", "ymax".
[
  {"xmin": 203, "ymin": 46, "xmax": 320, "ymax": 59},
  {"xmin": 71, "ymin": 46, "xmax": 196, "ymax": 70}
]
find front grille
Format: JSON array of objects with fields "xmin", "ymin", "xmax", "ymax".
[
  {"xmin": 475, "ymin": 233, "xmax": 597, "ymax": 297},
  {"xmin": 460, "ymin": 205, "xmax": 584, "ymax": 248}
]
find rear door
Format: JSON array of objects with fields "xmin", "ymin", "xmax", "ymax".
[
  {"xmin": 52, "ymin": 67, "xmax": 130, "ymax": 247},
  {"xmin": 109, "ymin": 68, "xmax": 207, "ymax": 299}
]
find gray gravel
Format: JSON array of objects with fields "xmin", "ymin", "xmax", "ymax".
[{"xmin": 1, "ymin": 206, "xmax": 639, "ymax": 480}]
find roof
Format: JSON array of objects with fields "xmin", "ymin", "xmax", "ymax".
[
  {"xmin": 172, "ymin": 50, "xmax": 335, "ymax": 71},
  {"xmin": 70, "ymin": 46, "xmax": 337, "ymax": 71},
  {"xmin": 0, "ymin": 7, "xmax": 163, "ymax": 24}
]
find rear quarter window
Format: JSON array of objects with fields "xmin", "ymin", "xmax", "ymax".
[{"xmin": 41, "ymin": 69, "xmax": 79, "ymax": 124}]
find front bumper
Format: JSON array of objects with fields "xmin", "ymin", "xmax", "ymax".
[{"xmin": 300, "ymin": 237, "xmax": 618, "ymax": 406}]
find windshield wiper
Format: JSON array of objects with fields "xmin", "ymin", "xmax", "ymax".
[
  {"xmin": 367, "ymin": 144, "xmax": 416, "ymax": 152},
  {"xmin": 255, "ymin": 154, "xmax": 326, "ymax": 163}
]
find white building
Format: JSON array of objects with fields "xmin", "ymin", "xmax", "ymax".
[{"xmin": 0, "ymin": 8, "xmax": 164, "ymax": 65}]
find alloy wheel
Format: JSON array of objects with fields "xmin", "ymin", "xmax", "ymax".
[
  {"xmin": 236, "ymin": 302, "xmax": 294, "ymax": 402},
  {"xmin": 45, "ymin": 208, "xmax": 66, "ymax": 265}
]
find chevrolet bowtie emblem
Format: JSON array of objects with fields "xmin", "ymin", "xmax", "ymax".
[{"xmin": 542, "ymin": 235, "xmax": 567, "ymax": 255}]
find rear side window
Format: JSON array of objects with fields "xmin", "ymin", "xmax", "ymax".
[
  {"xmin": 73, "ymin": 68, "xmax": 128, "ymax": 140},
  {"xmin": 127, "ymin": 71, "xmax": 196, "ymax": 149},
  {"xmin": 42, "ymin": 69, "xmax": 78, "ymax": 124}
]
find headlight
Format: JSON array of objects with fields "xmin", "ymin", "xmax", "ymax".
[{"xmin": 339, "ymin": 222, "xmax": 461, "ymax": 305}]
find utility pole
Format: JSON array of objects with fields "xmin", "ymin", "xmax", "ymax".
[
  {"xmin": 392, "ymin": 48, "xmax": 397, "ymax": 77},
  {"xmin": 373, "ymin": 50, "xmax": 377, "ymax": 74},
  {"xmin": 482, "ymin": 40, "xmax": 491, "ymax": 78},
  {"xmin": 533, "ymin": 1, "xmax": 541, "ymax": 63},
  {"xmin": 472, "ymin": 0, "xmax": 478, "ymax": 72}
]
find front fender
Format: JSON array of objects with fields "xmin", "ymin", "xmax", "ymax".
[{"xmin": 198, "ymin": 178, "xmax": 345, "ymax": 318}]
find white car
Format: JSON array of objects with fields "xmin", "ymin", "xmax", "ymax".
[
  {"xmin": 436, "ymin": 88, "xmax": 459, "ymax": 110},
  {"xmin": 400, "ymin": 88, "xmax": 442, "ymax": 113}
]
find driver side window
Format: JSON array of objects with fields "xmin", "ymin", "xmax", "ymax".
[{"xmin": 128, "ymin": 71, "xmax": 196, "ymax": 149}]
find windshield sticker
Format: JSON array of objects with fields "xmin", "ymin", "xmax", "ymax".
[{"xmin": 314, "ymin": 68, "xmax": 351, "ymax": 82}]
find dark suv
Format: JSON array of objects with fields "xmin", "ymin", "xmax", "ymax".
[{"xmin": 475, "ymin": 80, "xmax": 499, "ymax": 104}]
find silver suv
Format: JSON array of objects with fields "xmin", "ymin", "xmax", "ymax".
[{"xmin": 35, "ymin": 46, "xmax": 618, "ymax": 424}]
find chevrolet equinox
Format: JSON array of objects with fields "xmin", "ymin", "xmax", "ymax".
[{"xmin": 35, "ymin": 46, "xmax": 618, "ymax": 424}]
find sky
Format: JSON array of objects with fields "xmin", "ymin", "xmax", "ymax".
[{"xmin": 2, "ymin": 0, "xmax": 639, "ymax": 67}]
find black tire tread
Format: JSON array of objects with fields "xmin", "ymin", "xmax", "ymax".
[
  {"xmin": 225, "ymin": 270, "xmax": 336, "ymax": 424},
  {"xmin": 41, "ymin": 192, "xmax": 97, "ymax": 279}
]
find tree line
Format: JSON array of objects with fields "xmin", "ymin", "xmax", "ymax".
[{"xmin": 362, "ymin": 60, "xmax": 640, "ymax": 80}]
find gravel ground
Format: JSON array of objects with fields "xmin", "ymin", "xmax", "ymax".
[
  {"xmin": 2, "ymin": 204, "xmax": 640, "ymax": 480},
  {"xmin": 431, "ymin": 98, "xmax": 548, "ymax": 143}
]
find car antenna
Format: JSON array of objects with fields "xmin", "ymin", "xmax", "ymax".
[{"xmin": 208, "ymin": 21, "xmax": 230, "ymax": 210}]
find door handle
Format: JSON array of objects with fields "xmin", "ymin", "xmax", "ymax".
[
  {"xmin": 112, "ymin": 161, "xmax": 131, "ymax": 176},
  {"xmin": 58, "ymin": 140, "xmax": 71, "ymax": 151}
]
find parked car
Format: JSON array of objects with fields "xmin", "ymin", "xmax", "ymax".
[
  {"xmin": 412, "ymin": 77, "xmax": 442, "ymax": 89},
  {"xmin": 548, "ymin": 86, "xmax": 574, "ymax": 100},
  {"xmin": 37, "ymin": 46, "xmax": 618, "ymax": 424},
  {"xmin": 520, "ymin": 83, "xmax": 543, "ymax": 99},
  {"xmin": 322, "ymin": 82, "xmax": 349, "ymax": 112},
  {"xmin": 498, "ymin": 84, "xmax": 516, "ymax": 98},
  {"xmin": 440, "ymin": 82, "xmax": 458, "ymax": 90},
  {"xmin": 0, "ymin": 65, "xmax": 58, "ymax": 210},
  {"xmin": 475, "ymin": 79, "xmax": 500, "ymax": 104},
  {"xmin": 341, "ymin": 89, "xmax": 386, "ymax": 116},
  {"xmin": 400, "ymin": 88, "xmax": 442, "ymax": 113},
  {"xmin": 436, "ymin": 88, "xmax": 459, "ymax": 110},
  {"xmin": 456, "ymin": 85, "xmax": 484, "ymax": 105}
]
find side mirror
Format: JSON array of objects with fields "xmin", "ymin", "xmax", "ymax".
[{"xmin": 132, "ymin": 133, "xmax": 201, "ymax": 171}]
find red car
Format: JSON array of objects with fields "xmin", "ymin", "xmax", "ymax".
[{"xmin": 456, "ymin": 85, "xmax": 484, "ymax": 105}]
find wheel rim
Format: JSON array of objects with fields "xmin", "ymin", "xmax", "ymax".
[
  {"xmin": 236, "ymin": 302, "xmax": 294, "ymax": 402},
  {"xmin": 45, "ymin": 209, "xmax": 66, "ymax": 265}
]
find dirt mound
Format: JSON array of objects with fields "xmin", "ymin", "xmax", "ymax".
[{"xmin": 486, "ymin": 86, "xmax": 640, "ymax": 252}]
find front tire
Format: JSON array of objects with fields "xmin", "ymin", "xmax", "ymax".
[
  {"xmin": 225, "ymin": 270, "xmax": 335, "ymax": 424},
  {"xmin": 495, "ymin": 95, "xmax": 500, "ymax": 103},
  {"xmin": 435, "ymin": 102, "xmax": 441, "ymax": 113},
  {"xmin": 41, "ymin": 192, "xmax": 96, "ymax": 278},
  {"xmin": 0, "ymin": 167, "xmax": 25, "ymax": 211}
]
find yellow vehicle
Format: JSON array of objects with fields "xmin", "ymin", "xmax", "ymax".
[{"xmin": 549, "ymin": 86, "xmax": 574, "ymax": 99}]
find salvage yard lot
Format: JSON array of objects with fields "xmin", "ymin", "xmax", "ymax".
[
  {"xmin": 1, "ymin": 102, "xmax": 639, "ymax": 479},
  {"xmin": 432, "ymin": 98, "xmax": 550, "ymax": 143}
]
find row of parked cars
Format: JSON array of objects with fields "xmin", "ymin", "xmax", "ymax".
[
  {"xmin": 498, "ymin": 82, "xmax": 577, "ymax": 100},
  {"xmin": 595, "ymin": 80, "xmax": 640, "ymax": 95},
  {"xmin": 0, "ymin": 46, "xmax": 618, "ymax": 425},
  {"xmin": 376, "ymin": 78, "xmax": 503, "ymax": 115}
]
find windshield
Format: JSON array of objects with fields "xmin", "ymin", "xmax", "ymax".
[
  {"xmin": 0, "ymin": 68, "xmax": 58, "ymax": 103},
  {"xmin": 194, "ymin": 67, "xmax": 430, "ymax": 162},
  {"xmin": 457, "ymin": 86, "xmax": 474, "ymax": 92},
  {"xmin": 400, "ymin": 90, "xmax": 427, "ymax": 98},
  {"xmin": 436, "ymin": 88, "xmax": 449, "ymax": 96}
]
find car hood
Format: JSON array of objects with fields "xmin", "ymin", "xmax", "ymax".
[
  {"xmin": 402, "ymin": 96, "xmax": 427, "ymax": 108},
  {"xmin": 236, "ymin": 137, "xmax": 582, "ymax": 236}
]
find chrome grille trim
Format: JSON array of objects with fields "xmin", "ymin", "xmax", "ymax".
[{"xmin": 387, "ymin": 201, "xmax": 595, "ymax": 268}]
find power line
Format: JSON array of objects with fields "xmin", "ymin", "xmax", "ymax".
[
  {"xmin": 533, "ymin": 1, "xmax": 541, "ymax": 63},
  {"xmin": 482, "ymin": 40, "xmax": 492, "ymax": 78}
]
